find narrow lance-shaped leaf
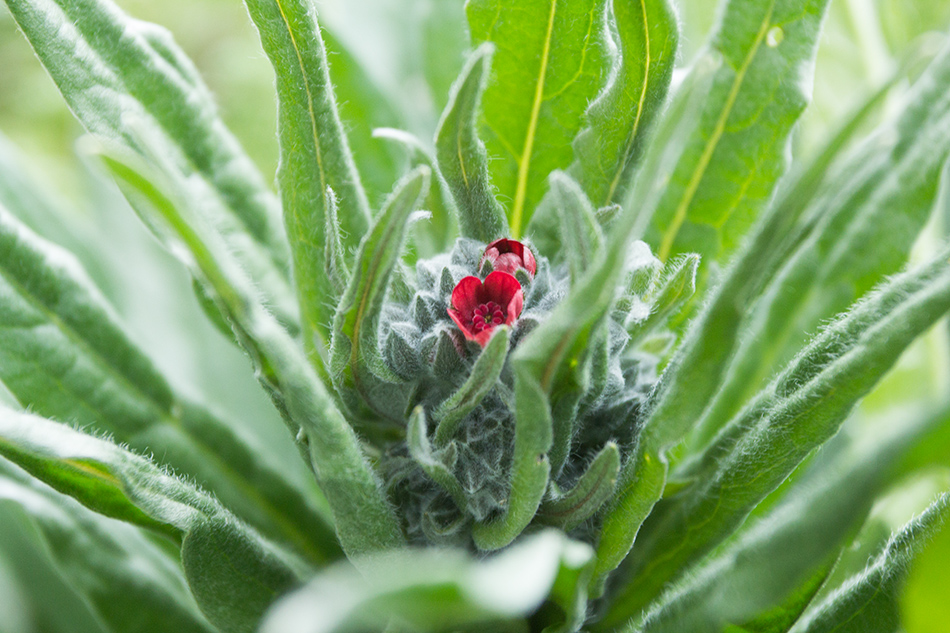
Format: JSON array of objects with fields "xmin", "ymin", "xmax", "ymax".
[
  {"xmin": 95, "ymin": 142, "xmax": 404, "ymax": 558},
  {"xmin": 0, "ymin": 408, "xmax": 307, "ymax": 633},
  {"xmin": 467, "ymin": 0, "xmax": 611, "ymax": 237},
  {"xmin": 407, "ymin": 407, "xmax": 467, "ymax": 509},
  {"xmin": 540, "ymin": 442, "xmax": 620, "ymax": 532},
  {"xmin": 243, "ymin": 0, "xmax": 372, "ymax": 366},
  {"xmin": 627, "ymin": 402, "xmax": 950, "ymax": 633},
  {"xmin": 601, "ymin": 245, "xmax": 950, "ymax": 625},
  {"xmin": 688, "ymin": 40, "xmax": 950, "ymax": 445},
  {"xmin": 0, "ymin": 457, "xmax": 216, "ymax": 633},
  {"xmin": 645, "ymin": 0, "xmax": 831, "ymax": 264},
  {"xmin": 434, "ymin": 326, "xmax": 511, "ymax": 446},
  {"xmin": 2, "ymin": 0, "xmax": 296, "ymax": 329},
  {"xmin": 434, "ymin": 43, "xmax": 508, "ymax": 242},
  {"xmin": 330, "ymin": 167, "xmax": 430, "ymax": 421},
  {"xmin": 262, "ymin": 530, "xmax": 594, "ymax": 633},
  {"xmin": 570, "ymin": 0, "xmax": 679, "ymax": 208},
  {"xmin": 0, "ymin": 203, "xmax": 340, "ymax": 564},
  {"xmin": 629, "ymin": 253, "xmax": 699, "ymax": 340},
  {"xmin": 550, "ymin": 171, "xmax": 605, "ymax": 283},
  {"xmin": 789, "ymin": 494, "xmax": 950, "ymax": 633}
]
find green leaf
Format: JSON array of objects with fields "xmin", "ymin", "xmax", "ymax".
[
  {"xmin": 0, "ymin": 203, "xmax": 340, "ymax": 564},
  {"xmin": 433, "ymin": 326, "xmax": 511, "ymax": 447},
  {"xmin": 330, "ymin": 167, "xmax": 430, "ymax": 420},
  {"xmin": 629, "ymin": 253, "xmax": 699, "ymax": 341},
  {"xmin": 242, "ymin": 0, "xmax": 372, "ymax": 367},
  {"xmin": 569, "ymin": 0, "xmax": 679, "ymax": 208},
  {"xmin": 540, "ymin": 442, "xmax": 620, "ymax": 532},
  {"xmin": 624, "ymin": 403, "xmax": 950, "ymax": 633},
  {"xmin": 645, "ymin": 0, "xmax": 831, "ymax": 263},
  {"xmin": 789, "ymin": 494, "xmax": 950, "ymax": 633},
  {"xmin": 467, "ymin": 0, "xmax": 612, "ymax": 237},
  {"xmin": 0, "ymin": 408, "xmax": 307, "ymax": 633},
  {"xmin": 262, "ymin": 530, "xmax": 594, "ymax": 633},
  {"xmin": 407, "ymin": 407, "xmax": 467, "ymax": 508},
  {"xmin": 0, "ymin": 457, "xmax": 215, "ymax": 633},
  {"xmin": 550, "ymin": 171, "xmax": 604, "ymax": 283},
  {"xmin": 688, "ymin": 40, "xmax": 950, "ymax": 445},
  {"xmin": 902, "ymin": 484, "xmax": 950, "ymax": 633},
  {"xmin": 434, "ymin": 43, "xmax": 509, "ymax": 242},
  {"xmin": 95, "ymin": 144, "xmax": 404, "ymax": 558},
  {"xmin": 2, "ymin": 0, "xmax": 296, "ymax": 330},
  {"xmin": 0, "ymin": 543, "xmax": 30, "ymax": 633},
  {"xmin": 603, "ymin": 245, "xmax": 950, "ymax": 623}
]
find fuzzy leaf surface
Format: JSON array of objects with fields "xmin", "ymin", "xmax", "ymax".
[
  {"xmin": 604, "ymin": 246, "xmax": 950, "ymax": 623},
  {"xmin": 0, "ymin": 204, "xmax": 339, "ymax": 564},
  {"xmin": 645, "ymin": 0, "xmax": 830, "ymax": 263},
  {"xmin": 0, "ymin": 407, "xmax": 306, "ymax": 633},
  {"xmin": 467, "ymin": 0, "xmax": 611, "ymax": 236}
]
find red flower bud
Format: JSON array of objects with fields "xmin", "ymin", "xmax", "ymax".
[
  {"xmin": 447, "ymin": 271, "xmax": 524, "ymax": 346},
  {"xmin": 481, "ymin": 238, "xmax": 537, "ymax": 277}
]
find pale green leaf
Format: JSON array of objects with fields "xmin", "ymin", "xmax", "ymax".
[
  {"xmin": 645, "ymin": 0, "xmax": 831, "ymax": 263},
  {"xmin": 0, "ymin": 457, "xmax": 215, "ymax": 633},
  {"xmin": 789, "ymin": 494, "xmax": 950, "ymax": 633},
  {"xmin": 0, "ymin": 203, "xmax": 340, "ymax": 564},
  {"xmin": 0, "ymin": 408, "xmax": 307, "ymax": 633},
  {"xmin": 550, "ymin": 171, "xmax": 604, "ymax": 283},
  {"xmin": 243, "ymin": 0, "xmax": 372, "ymax": 367},
  {"xmin": 604, "ymin": 246, "xmax": 950, "ymax": 623},
  {"xmin": 467, "ymin": 0, "xmax": 611, "ymax": 237},
  {"xmin": 569, "ymin": 0, "xmax": 679, "ymax": 208},
  {"xmin": 2, "ymin": 0, "xmax": 296, "ymax": 331},
  {"xmin": 262, "ymin": 530, "xmax": 594, "ymax": 633},
  {"xmin": 434, "ymin": 43, "xmax": 508, "ymax": 242},
  {"xmin": 95, "ymin": 143, "xmax": 404, "ymax": 558}
]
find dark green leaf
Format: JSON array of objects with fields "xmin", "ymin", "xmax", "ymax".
[
  {"xmin": 570, "ymin": 0, "xmax": 679, "ymax": 208},
  {"xmin": 0, "ymin": 203, "xmax": 340, "ymax": 564},
  {"xmin": 434, "ymin": 43, "xmax": 508, "ymax": 242},
  {"xmin": 540, "ymin": 442, "xmax": 619, "ymax": 532},
  {"xmin": 645, "ymin": 0, "xmax": 831, "ymax": 264},
  {"xmin": 467, "ymin": 0, "xmax": 611, "ymax": 237},
  {"xmin": 789, "ymin": 494, "xmax": 950, "ymax": 633},
  {"xmin": 407, "ymin": 407, "xmax": 466, "ymax": 508}
]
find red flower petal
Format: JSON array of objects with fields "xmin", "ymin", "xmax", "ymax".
[
  {"xmin": 482, "ymin": 238, "xmax": 537, "ymax": 277},
  {"xmin": 450, "ymin": 275, "xmax": 484, "ymax": 320},
  {"xmin": 447, "ymin": 271, "xmax": 524, "ymax": 347}
]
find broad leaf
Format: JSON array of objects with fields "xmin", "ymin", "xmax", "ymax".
[
  {"xmin": 243, "ymin": 0, "xmax": 372, "ymax": 368},
  {"xmin": 603, "ymin": 245, "xmax": 950, "ymax": 622},
  {"xmin": 0, "ymin": 457, "xmax": 215, "ymax": 633},
  {"xmin": 570, "ymin": 0, "xmax": 679, "ymax": 208},
  {"xmin": 789, "ymin": 494, "xmax": 950, "ymax": 633},
  {"xmin": 0, "ymin": 408, "xmax": 307, "ymax": 633},
  {"xmin": 645, "ymin": 0, "xmax": 831, "ymax": 263},
  {"xmin": 0, "ymin": 204, "xmax": 340, "ymax": 564},
  {"xmin": 95, "ymin": 145, "xmax": 404, "ymax": 558},
  {"xmin": 467, "ymin": 0, "xmax": 611, "ymax": 236},
  {"xmin": 2, "ymin": 0, "xmax": 296, "ymax": 330},
  {"xmin": 262, "ymin": 530, "xmax": 594, "ymax": 633}
]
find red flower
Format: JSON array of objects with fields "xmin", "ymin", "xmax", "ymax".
[
  {"xmin": 482, "ymin": 238, "xmax": 537, "ymax": 277},
  {"xmin": 447, "ymin": 271, "xmax": 524, "ymax": 346}
]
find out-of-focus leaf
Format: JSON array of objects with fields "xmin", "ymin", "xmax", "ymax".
[
  {"xmin": 550, "ymin": 171, "xmax": 604, "ymax": 283},
  {"xmin": 629, "ymin": 253, "xmax": 699, "ymax": 341},
  {"xmin": 330, "ymin": 167, "xmax": 429, "ymax": 421},
  {"xmin": 645, "ymin": 0, "xmax": 831, "ymax": 264},
  {"xmin": 467, "ymin": 0, "xmax": 611, "ymax": 237},
  {"xmin": 434, "ymin": 43, "xmax": 508, "ymax": 243},
  {"xmin": 323, "ymin": 30, "xmax": 405, "ymax": 208},
  {"xmin": 243, "ymin": 0, "xmax": 371, "ymax": 368},
  {"xmin": 421, "ymin": 0, "xmax": 469, "ymax": 113},
  {"xmin": 570, "ymin": 0, "xmax": 678, "ymax": 209},
  {"xmin": 2, "ymin": 0, "xmax": 296, "ymax": 331},
  {"xmin": 902, "ymin": 490, "xmax": 950, "ymax": 633},
  {"xmin": 0, "ymin": 457, "xmax": 215, "ymax": 633},
  {"xmin": 0, "ymin": 544, "xmax": 30, "ymax": 633},
  {"xmin": 625, "ymin": 402, "xmax": 950, "ymax": 633},
  {"xmin": 603, "ymin": 246, "xmax": 950, "ymax": 623},
  {"xmin": 262, "ymin": 530, "xmax": 594, "ymax": 633},
  {"xmin": 94, "ymin": 143, "xmax": 404, "ymax": 559},
  {"xmin": 0, "ymin": 204, "xmax": 340, "ymax": 564},
  {"xmin": 689, "ymin": 40, "xmax": 950, "ymax": 444},
  {"xmin": 0, "ymin": 408, "xmax": 307, "ymax": 633},
  {"xmin": 789, "ymin": 494, "xmax": 950, "ymax": 633}
]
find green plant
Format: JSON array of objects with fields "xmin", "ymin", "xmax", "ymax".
[{"xmin": 1, "ymin": 0, "xmax": 950, "ymax": 631}]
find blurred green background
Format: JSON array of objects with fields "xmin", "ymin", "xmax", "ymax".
[{"xmin": 2, "ymin": 0, "xmax": 950, "ymax": 629}]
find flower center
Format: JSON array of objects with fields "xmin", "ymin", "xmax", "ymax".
[{"xmin": 471, "ymin": 301, "xmax": 504, "ymax": 333}]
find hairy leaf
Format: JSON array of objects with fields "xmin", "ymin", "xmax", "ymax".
[{"xmin": 467, "ymin": 0, "xmax": 611, "ymax": 236}]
